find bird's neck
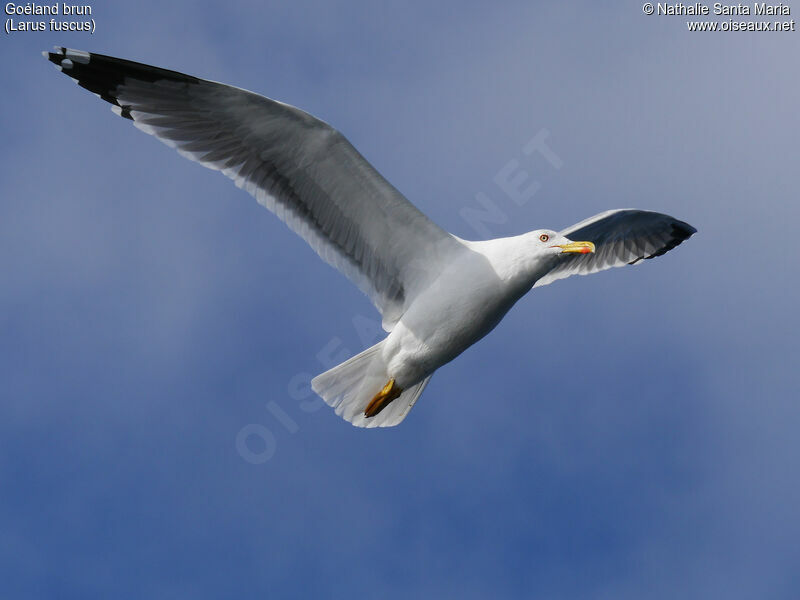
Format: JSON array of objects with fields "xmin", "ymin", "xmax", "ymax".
[{"xmin": 469, "ymin": 235, "xmax": 556, "ymax": 288}]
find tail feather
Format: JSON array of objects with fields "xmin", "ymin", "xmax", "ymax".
[{"xmin": 311, "ymin": 341, "xmax": 432, "ymax": 428}]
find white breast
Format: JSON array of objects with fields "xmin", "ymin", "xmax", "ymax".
[{"xmin": 382, "ymin": 238, "xmax": 542, "ymax": 387}]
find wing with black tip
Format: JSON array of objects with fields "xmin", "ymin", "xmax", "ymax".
[
  {"xmin": 44, "ymin": 47, "xmax": 464, "ymax": 330},
  {"xmin": 535, "ymin": 209, "xmax": 697, "ymax": 287}
]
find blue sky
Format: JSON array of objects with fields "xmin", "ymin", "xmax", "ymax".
[{"xmin": 2, "ymin": 2, "xmax": 799, "ymax": 598}]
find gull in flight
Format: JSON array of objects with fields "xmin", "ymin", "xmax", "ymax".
[{"xmin": 45, "ymin": 47, "xmax": 696, "ymax": 428}]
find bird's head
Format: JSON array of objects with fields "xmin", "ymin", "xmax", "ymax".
[{"xmin": 530, "ymin": 229, "xmax": 596, "ymax": 257}]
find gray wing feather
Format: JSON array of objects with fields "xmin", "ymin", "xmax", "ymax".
[{"xmin": 45, "ymin": 47, "xmax": 462, "ymax": 330}]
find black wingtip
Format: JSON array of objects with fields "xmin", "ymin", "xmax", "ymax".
[
  {"xmin": 44, "ymin": 46, "xmax": 66, "ymax": 69},
  {"xmin": 44, "ymin": 46, "xmax": 202, "ymax": 121},
  {"xmin": 44, "ymin": 46, "xmax": 129, "ymax": 115},
  {"xmin": 674, "ymin": 220, "xmax": 698, "ymax": 239},
  {"xmin": 645, "ymin": 219, "xmax": 697, "ymax": 260}
]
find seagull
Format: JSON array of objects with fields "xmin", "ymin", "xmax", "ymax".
[{"xmin": 45, "ymin": 47, "xmax": 696, "ymax": 428}]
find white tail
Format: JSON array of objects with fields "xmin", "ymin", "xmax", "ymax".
[{"xmin": 311, "ymin": 340, "xmax": 432, "ymax": 428}]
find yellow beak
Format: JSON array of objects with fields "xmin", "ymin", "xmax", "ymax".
[{"xmin": 555, "ymin": 241, "xmax": 595, "ymax": 254}]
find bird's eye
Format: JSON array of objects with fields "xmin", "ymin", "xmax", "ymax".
[{"xmin": 539, "ymin": 234, "xmax": 550, "ymax": 243}]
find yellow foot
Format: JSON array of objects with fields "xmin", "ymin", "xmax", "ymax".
[{"xmin": 364, "ymin": 378, "xmax": 403, "ymax": 418}]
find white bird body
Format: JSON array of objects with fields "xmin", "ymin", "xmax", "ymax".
[
  {"xmin": 314, "ymin": 231, "xmax": 592, "ymax": 426},
  {"xmin": 384, "ymin": 233, "xmax": 555, "ymax": 387},
  {"xmin": 45, "ymin": 47, "xmax": 696, "ymax": 428}
]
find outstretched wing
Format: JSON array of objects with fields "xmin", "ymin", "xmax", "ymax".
[
  {"xmin": 44, "ymin": 47, "xmax": 463, "ymax": 330},
  {"xmin": 535, "ymin": 209, "xmax": 696, "ymax": 288}
]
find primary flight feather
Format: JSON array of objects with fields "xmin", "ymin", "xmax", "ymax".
[{"xmin": 45, "ymin": 47, "xmax": 696, "ymax": 428}]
